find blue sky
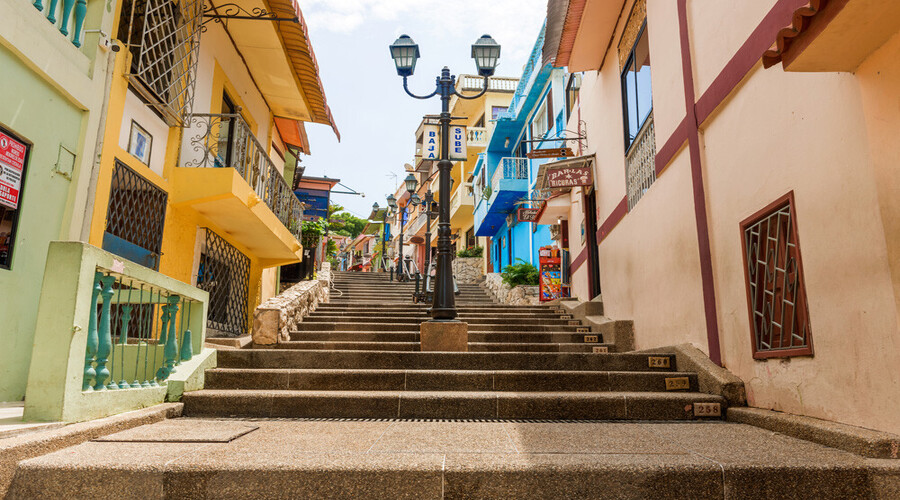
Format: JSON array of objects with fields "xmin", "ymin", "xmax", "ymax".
[{"xmin": 298, "ymin": 0, "xmax": 546, "ymax": 220}]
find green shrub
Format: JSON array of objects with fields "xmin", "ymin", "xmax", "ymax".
[
  {"xmin": 501, "ymin": 259, "xmax": 539, "ymax": 287},
  {"xmin": 457, "ymin": 246, "xmax": 483, "ymax": 258}
]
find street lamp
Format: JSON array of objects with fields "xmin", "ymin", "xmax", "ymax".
[{"xmin": 390, "ymin": 33, "xmax": 501, "ymax": 321}]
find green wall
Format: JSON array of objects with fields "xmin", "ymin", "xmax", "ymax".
[{"xmin": 0, "ymin": 45, "xmax": 84, "ymax": 401}]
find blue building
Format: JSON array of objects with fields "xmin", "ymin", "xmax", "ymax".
[{"xmin": 472, "ymin": 24, "xmax": 568, "ymax": 273}]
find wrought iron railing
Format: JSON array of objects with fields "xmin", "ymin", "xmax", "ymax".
[
  {"xmin": 183, "ymin": 113, "xmax": 304, "ymax": 240},
  {"xmin": 467, "ymin": 127, "xmax": 488, "ymax": 147},
  {"xmin": 29, "ymin": 0, "xmax": 89, "ymax": 47},
  {"xmin": 83, "ymin": 267, "xmax": 201, "ymax": 391},
  {"xmin": 491, "ymin": 157, "xmax": 529, "ymax": 195},
  {"xmin": 625, "ymin": 113, "xmax": 657, "ymax": 210}
]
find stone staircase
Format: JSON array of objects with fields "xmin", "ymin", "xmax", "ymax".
[{"xmin": 182, "ymin": 271, "xmax": 726, "ymax": 420}]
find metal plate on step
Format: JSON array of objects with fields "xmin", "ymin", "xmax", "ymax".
[
  {"xmin": 592, "ymin": 346, "xmax": 609, "ymax": 353},
  {"xmin": 693, "ymin": 402, "xmax": 722, "ymax": 418},
  {"xmin": 648, "ymin": 356, "xmax": 671, "ymax": 368},
  {"xmin": 583, "ymin": 335, "xmax": 599, "ymax": 343},
  {"xmin": 664, "ymin": 376, "xmax": 690, "ymax": 391},
  {"xmin": 560, "ymin": 314, "xmax": 573, "ymax": 320},
  {"xmin": 576, "ymin": 327, "xmax": 590, "ymax": 333},
  {"xmin": 567, "ymin": 320, "xmax": 581, "ymax": 326}
]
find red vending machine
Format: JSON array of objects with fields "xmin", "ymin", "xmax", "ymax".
[{"xmin": 538, "ymin": 246, "xmax": 567, "ymax": 302}]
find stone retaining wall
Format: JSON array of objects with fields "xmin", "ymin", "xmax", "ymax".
[
  {"xmin": 483, "ymin": 273, "xmax": 540, "ymax": 305},
  {"xmin": 453, "ymin": 257, "xmax": 483, "ymax": 284},
  {"xmin": 252, "ymin": 263, "xmax": 331, "ymax": 345}
]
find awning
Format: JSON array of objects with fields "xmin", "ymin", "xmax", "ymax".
[
  {"xmin": 543, "ymin": 0, "xmax": 626, "ymax": 71},
  {"xmin": 535, "ymin": 192, "xmax": 573, "ymax": 226},
  {"xmin": 534, "ymin": 154, "xmax": 595, "ymax": 192},
  {"xmin": 208, "ymin": 0, "xmax": 339, "ymax": 139},
  {"xmin": 274, "ymin": 117, "xmax": 310, "ymax": 153}
]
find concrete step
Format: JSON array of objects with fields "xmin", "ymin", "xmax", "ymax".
[
  {"xmin": 204, "ymin": 368, "xmax": 691, "ymax": 392},
  {"xmin": 315, "ymin": 304, "xmax": 548, "ymax": 312},
  {"xmin": 217, "ymin": 350, "xmax": 677, "ymax": 372},
  {"xmin": 292, "ymin": 323, "xmax": 584, "ymax": 332},
  {"xmin": 271, "ymin": 341, "xmax": 612, "ymax": 353},
  {"xmin": 288, "ymin": 331, "xmax": 601, "ymax": 344},
  {"xmin": 181, "ymin": 390, "xmax": 726, "ymax": 420},
  {"xmin": 301, "ymin": 316, "xmax": 580, "ymax": 326},
  {"xmin": 305, "ymin": 312, "xmax": 565, "ymax": 320}
]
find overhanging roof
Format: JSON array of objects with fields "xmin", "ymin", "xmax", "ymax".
[
  {"xmin": 212, "ymin": 0, "xmax": 340, "ymax": 139},
  {"xmin": 543, "ymin": 0, "xmax": 627, "ymax": 71}
]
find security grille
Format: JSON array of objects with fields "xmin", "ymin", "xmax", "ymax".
[
  {"xmin": 625, "ymin": 113, "xmax": 656, "ymax": 210},
  {"xmin": 198, "ymin": 229, "xmax": 250, "ymax": 337},
  {"xmin": 104, "ymin": 161, "xmax": 168, "ymax": 270},
  {"xmin": 118, "ymin": 0, "xmax": 203, "ymax": 126},
  {"xmin": 741, "ymin": 194, "xmax": 813, "ymax": 358}
]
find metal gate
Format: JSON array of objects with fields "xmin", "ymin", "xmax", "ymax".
[{"xmin": 197, "ymin": 229, "xmax": 250, "ymax": 337}]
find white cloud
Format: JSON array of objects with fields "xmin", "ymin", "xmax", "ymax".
[{"xmin": 302, "ymin": 0, "xmax": 546, "ymax": 64}]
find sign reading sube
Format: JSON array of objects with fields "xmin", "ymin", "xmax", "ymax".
[
  {"xmin": 0, "ymin": 131, "xmax": 27, "ymax": 210},
  {"xmin": 449, "ymin": 126, "xmax": 467, "ymax": 161}
]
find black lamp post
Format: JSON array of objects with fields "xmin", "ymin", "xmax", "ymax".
[
  {"xmin": 390, "ymin": 34, "xmax": 501, "ymax": 321},
  {"xmin": 405, "ymin": 177, "xmax": 438, "ymax": 276}
]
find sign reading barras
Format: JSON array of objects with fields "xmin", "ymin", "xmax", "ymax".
[
  {"xmin": 517, "ymin": 207, "xmax": 539, "ymax": 222},
  {"xmin": 0, "ymin": 131, "xmax": 27, "ymax": 209},
  {"xmin": 547, "ymin": 164, "xmax": 593, "ymax": 189}
]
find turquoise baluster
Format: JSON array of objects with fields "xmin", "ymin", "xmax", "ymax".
[
  {"xmin": 58, "ymin": 0, "xmax": 75, "ymax": 36},
  {"xmin": 93, "ymin": 275, "xmax": 116, "ymax": 390},
  {"xmin": 156, "ymin": 296, "xmax": 179, "ymax": 381},
  {"xmin": 117, "ymin": 305, "xmax": 133, "ymax": 389},
  {"xmin": 180, "ymin": 301, "xmax": 193, "ymax": 362},
  {"xmin": 46, "ymin": 0, "xmax": 59, "ymax": 23},
  {"xmin": 72, "ymin": 0, "xmax": 87, "ymax": 47},
  {"xmin": 83, "ymin": 272, "xmax": 102, "ymax": 391},
  {"xmin": 33, "ymin": 0, "xmax": 44, "ymax": 12},
  {"xmin": 150, "ymin": 302, "xmax": 169, "ymax": 386}
]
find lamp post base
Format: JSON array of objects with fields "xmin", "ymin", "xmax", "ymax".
[{"xmin": 420, "ymin": 320, "xmax": 468, "ymax": 352}]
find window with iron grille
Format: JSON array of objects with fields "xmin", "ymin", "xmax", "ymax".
[
  {"xmin": 103, "ymin": 160, "xmax": 168, "ymax": 270},
  {"xmin": 198, "ymin": 229, "xmax": 250, "ymax": 337},
  {"xmin": 117, "ymin": 0, "xmax": 203, "ymax": 126},
  {"xmin": 741, "ymin": 192, "xmax": 813, "ymax": 359}
]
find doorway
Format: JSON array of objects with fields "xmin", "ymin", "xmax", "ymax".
[{"xmin": 583, "ymin": 189, "xmax": 601, "ymax": 298}]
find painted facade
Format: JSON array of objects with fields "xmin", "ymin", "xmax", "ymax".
[
  {"xmin": 545, "ymin": 0, "xmax": 900, "ymax": 434},
  {"xmin": 0, "ymin": 0, "xmax": 119, "ymax": 400}
]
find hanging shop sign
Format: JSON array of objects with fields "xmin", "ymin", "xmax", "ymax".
[
  {"xmin": 422, "ymin": 124, "xmax": 440, "ymax": 161},
  {"xmin": 0, "ymin": 130, "xmax": 28, "ymax": 209},
  {"xmin": 527, "ymin": 148, "xmax": 573, "ymax": 159},
  {"xmin": 449, "ymin": 125, "xmax": 467, "ymax": 161},
  {"xmin": 547, "ymin": 164, "xmax": 593, "ymax": 189},
  {"xmin": 517, "ymin": 207, "xmax": 540, "ymax": 223}
]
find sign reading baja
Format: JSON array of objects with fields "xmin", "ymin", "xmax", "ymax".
[
  {"xmin": 422, "ymin": 125, "xmax": 439, "ymax": 161},
  {"xmin": 517, "ymin": 207, "xmax": 539, "ymax": 222},
  {"xmin": 0, "ymin": 130, "xmax": 28, "ymax": 209},
  {"xmin": 547, "ymin": 164, "xmax": 593, "ymax": 189}
]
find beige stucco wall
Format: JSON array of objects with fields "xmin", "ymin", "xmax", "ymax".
[{"xmin": 565, "ymin": 0, "xmax": 900, "ymax": 433}]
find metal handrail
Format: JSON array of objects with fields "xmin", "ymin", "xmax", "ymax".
[{"xmin": 183, "ymin": 113, "xmax": 303, "ymax": 240}]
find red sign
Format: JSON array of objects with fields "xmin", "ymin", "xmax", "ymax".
[
  {"xmin": 517, "ymin": 208, "xmax": 540, "ymax": 223},
  {"xmin": 547, "ymin": 164, "xmax": 593, "ymax": 189},
  {"xmin": 527, "ymin": 148, "xmax": 574, "ymax": 159},
  {"xmin": 0, "ymin": 131, "xmax": 27, "ymax": 209}
]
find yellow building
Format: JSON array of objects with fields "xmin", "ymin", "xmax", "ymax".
[
  {"xmin": 414, "ymin": 75, "xmax": 518, "ymax": 271},
  {"xmin": 87, "ymin": 0, "xmax": 337, "ymax": 337}
]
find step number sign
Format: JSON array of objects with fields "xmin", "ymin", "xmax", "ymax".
[
  {"xmin": 0, "ymin": 130, "xmax": 27, "ymax": 209},
  {"xmin": 421, "ymin": 125, "xmax": 467, "ymax": 162}
]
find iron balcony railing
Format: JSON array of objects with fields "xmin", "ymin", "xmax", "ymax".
[
  {"xmin": 29, "ymin": 0, "xmax": 89, "ymax": 48},
  {"xmin": 491, "ymin": 157, "xmax": 529, "ymax": 195},
  {"xmin": 625, "ymin": 113, "xmax": 657, "ymax": 210},
  {"xmin": 184, "ymin": 113, "xmax": 303, "ymax": 240}
]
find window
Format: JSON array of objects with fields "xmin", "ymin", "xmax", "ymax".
[
  {"xmin": 198, "ymin": 228, "xmax": 250, "ymax": 337},
  {"xmin": 491, "ymin": 106, "xmax": 508, "ymax": 120},
  {"xmin": 117, "ymin": 0, "xmax": 204, "ymax": 126},
  {"xmin": 741, "ymin": 193, "xmax": 813, "ymax": 359},
  {"xmin": 565, "ymin": 74, "xmax": 581, "ymax": 121},
  {"xmin": 531, "ymin": 97, "xmax": 549, "ymax": 140},
  {"xmin": 102, "ymin": 160, "xmax": 168, "ymax": 270},
  {"xmin": 0, "ymin": 126, "xmax": 30, "ymax": 270},
  {"xmin": 621, "ymin": 22, "xmax": 652, "ymax": 151},
  {"xmin": 474, "ymin": 114, "xmax": 485, "ymax": 128}
]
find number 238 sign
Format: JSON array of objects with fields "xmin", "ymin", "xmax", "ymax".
[{"xmin": 0, "ymin": 130, "xmax": 28, "ymax": 210}]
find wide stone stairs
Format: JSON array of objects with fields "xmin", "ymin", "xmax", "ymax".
[{"xmin": 182, "ymin": 271, "xmax": 726, "ymax": 420}]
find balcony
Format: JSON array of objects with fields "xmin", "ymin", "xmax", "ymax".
[
  {"xmin": 449, "ymin": 186, "xmax": 474, "ymax": 227},
  {"xmin": 467, "ymin": 127, "xmax": 488, "ymax": 148},
  {"xmin": 175, "ymin": 113, "xmax": 304, "ymax": 267},
  {"xmin": 475, "ymin": 158, "xmax": 530, "ymax": 236},
  {"xmin": 27, "ymin": 0, "xmax": 90, "ymax": 48}
]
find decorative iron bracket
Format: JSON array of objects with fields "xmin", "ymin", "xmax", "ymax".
[{"xmin": 202, "ymin": 3, "xmax": 298, "ymax": 30}]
